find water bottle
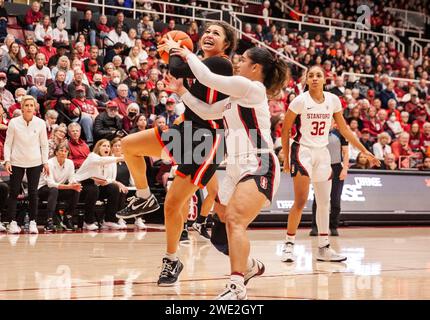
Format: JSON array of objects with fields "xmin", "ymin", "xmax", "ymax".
[{"xmin": 23, "ymin": 212, "xmax": 30, "ymax": 232}]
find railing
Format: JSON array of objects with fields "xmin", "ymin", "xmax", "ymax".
[
  {"xmin": 340, "ymin": 72, "xmax": 430, "ymax": 85},
  {"xmin": 280, "ymin": 3, "xmax": 370, "ymax": 31},
  {"xmin": 229, "ymin": 11, "xmax": 406, "ymax": 53},
  {"xmin": 382, "ymin": 26, "xmax": 424, "ymax": 38},
  {"xmin": 49, "ymin": 0, "xmax": 224, "ymax": 22},
  {"xmin": 386, "ymin": 7, "xmax": 429, "ymax": 30},
  {"xmin": 229, "ymin": 12, "xmax": 307, "ymax": 73},
  {"xmin": 409, "ymin": 37, "xmax": 430, "ymax": 62}
]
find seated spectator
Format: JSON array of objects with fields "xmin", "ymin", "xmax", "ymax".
[
  {"xmin": 48, "ymin": 123, "xmax": 67, "ymax": 158},
  {"xmin": 112, "ymin": 55, "xmax": 127, "ymax": 81},
  {"xmin": 52, "ymin": 19, "xmax": 69, "ymax": 48},
  {"xmin": 51, "ymin": 56, "xmax": 74, "ymax": 85},
  {"xmin": 0, "ymin": 73, "xmax": 14, "ymax": 110},
  {"xmin": 34, "ymin": 15, "xmax": 53, "ymax": 45},
  {"xmin": 391, "ymin": 132, "xmax": 414, "ymax": 162},
  {"xmin": 400, "ymin": 111, "xmax": 411, "ymax": 132},
  {"xmin": 350, "ymin": 152, "xmax": 371, "ymax": 169},
  {"xmin": 146, "ymin": 68, "xmax": 161, "ymax": 91},
  {"xmin": 122, "ymin": 103, "xmax": 139, "ymax": 133},
  {"xmin": 68, "ymin": 67, "xmax": 94, "ymax": 100},
  {"xmin": 24, "ymin": 1, "xmax": 44, "ymax": 31},
  {"xmin": 373, "ymin": 132, "xmax": 392, "ymax": 161},
  {"xmin": 94, "ymin": 101, "xmax": 123, "ymax": 141},
  {"xmin": 105, "ymin": 24, "xmax": 130, "ymax": 47},
  {"xmin": 160, "ymin": 98, "xmax": 178, "ymax": 128},
  {"xmin": 420, "ymin": 156, "xmax": 430, "ymax": 171},
  {"xmin": 67, "ymin": 122, "xmax": 90, "ymax": 170},
  {"xmin": 112, "ymin": 84, "xmax": 135, "ymax": 117},
  {"xmin": 137, "ymin": 14, "xmax": 155, "ymax": 38},
  {"xmin": 409, "ymin": 122, "xmax": 423, "ymax": 152},
  {"xmin": 74, "ymin": 41, "xmax": 90, "ymax": 61},
  {"xmin": 91, "ymin": 73, "xmax": 109, "ymax": 108},
  {"xmin": 8, "ymin": 88, "xmax": 26, "ymax": 118},
  {"xmin": 123, "ymin": 66, "xmax": 139, "ymax": 98},
  {"xmin": 85, "ymin": 60, "xmax": 103, "ymax": 85},
  {"xmin": 379, "ymin": 153, "xmax": 398, "ymax": 170},
  {"xmin": 103, "ymin": 42, "xmax": 125, "ymax": 65},
  {"xmin": 126, "ymin": 28, "xmax": 138, "ymax": 48},
  {"xmin": 45, "ymin": 70, "xmax": 72, "ymax": 122},
  {"xmin": 106, "ymin": 70, "xmax": 122, "ymax": 100},
  {"xmin": 27, "ymin": 53, "xmax": 52, "ymax": 99},
  {"xmin": 363, "ymin": 106, "xmax": 383, "ymax": 140},
  {"xmin": 0, "ymin": 42, "xmax": 24, "ymax": 72},
  {"xmin": 113, "ymin": 11, "xmax": 130, "ymax": 33},
  {"xmin": 130, "ymin": 114, "xmax": 147, "ymax": 133},
  {"xmin": 44, "ymin": 109, "xmax": 59, "ymax": 139},
  {"xmin": 96, "ymin": 14, "xmax": 112, "ymax": 43},
  {"xmin": 84, "ymin": 46, "xmax": 103, "ymax": 72},
  {"xmin": 422, "ymin": 122, "xmax": 430, "ymax": 154},
  {"xmin": 360, "ymin": 128, "xmax": 373, "ymax": 152},
  {"xmin": 70, "ymin": 85, "xmax": 98, "ymax": 146},
  {"xmin": 22, "ymin": 43, "xmax": 39, "ymax": 69},
  {"xmin": 154, "ymin": 90, "xmax": 169, "ymax": 116},
  {"xmin": 74, "ymin": 139, "xmax": 124, "ymax": 231},
  {"xmin": 39, "ymin": 35, "xmax": 57, "ymax": 64},
  {"xmin": 38, "ymin": 142, "xmax": 81, "ymax": 231},
  {"xmin": 124, "ymin": 46, "xmax": 141, "ymax": 70},
  {"xmin": 78, "ymin": 9, "xmax": 97, "ymax": 47},
  {"xmin": 0, "ymin": 35, "xmax": 26, "ymax": 58}
]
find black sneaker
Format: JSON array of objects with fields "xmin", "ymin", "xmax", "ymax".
[
  {"xmin": 44, "ymin": 219, "xmax": 56, "ymax": 232},
  {"xmin": 179, "ymin": 228, "xmax": 190, "ymax": 242},
  {"xmin": 330, "ymin": 228, "xmax": 339, "ymax": 236},
  {"xmin": 116, "ymin": 194, "xmax": 160, "ymax": 219},
  {"xmin": 192, "ymin": 222, "xmax": 210, "ymax": 240},
  {"xmin": 157, "ymin": 258, "xmax": 184, "ymax": 286},
  {"xmin": 309, "ymin": 228, "xmax": 318, "ymax": 236},
  {"xmin": 61, "ymin": 215, "xmax": 75, "ymax": 231}
]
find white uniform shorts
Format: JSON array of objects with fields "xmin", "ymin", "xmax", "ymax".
[
  {"xmin": 290, "ymin": 142, "xmax": 332, "ymax": 182},
  {"xmin": 218, "ymin": 151, "xmax": 280, "ymax": 208}
]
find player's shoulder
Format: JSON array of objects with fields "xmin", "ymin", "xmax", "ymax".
[
  {"xmin": 203, "ymin": 55, "xmax": 233, "ymax": 75},
  {"xmin": 292, "ymin": 92, "xmax": 307, "ymax": 104},
  {"xmin": 324, "ymin": 91, "xmax": 341, "ymax": 103}
]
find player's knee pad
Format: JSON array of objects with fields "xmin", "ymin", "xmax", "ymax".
[{"xmin": 210, "ymin": 213, "xmax": 229, "ymax": 256}]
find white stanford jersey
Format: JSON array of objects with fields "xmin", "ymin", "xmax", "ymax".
[{"xmin": 289, "ymin": 91, "xmax": 342, "ymax": 148}]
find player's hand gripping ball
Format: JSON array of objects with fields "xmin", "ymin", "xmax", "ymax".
[{"xmin": 157, "ymin": 30, "xmax": 194, "ymax": 64}]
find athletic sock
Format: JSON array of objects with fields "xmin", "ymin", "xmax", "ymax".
[
  {"xmin": 286, "ymin": 233, "xmax": 296, "ymax": 244},
  {"xmin": 318, "ymin": 234, "xmax": 329, "ymax": 248},
  {"xmin": 195, "ymin": 215, "xmax": 206, "ymax": 224},
  {"xmin": 136, "ymin": 188, "xmax": 151, "ymax": 199},
  {"xmin": 165, "ymin": 252, "xmax": 178, "ymax": 261}
]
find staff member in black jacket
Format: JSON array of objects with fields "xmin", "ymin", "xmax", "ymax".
[
  {"xmin": 310, "ymin": 123, "xmax": 349, "ymax": 237},
  {"xmin": 93, "ymin": 101, "xmax": 124, "ymax": 141}
]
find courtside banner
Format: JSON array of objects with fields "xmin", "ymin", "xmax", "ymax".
[{"xmin": 216, "ymin": 170, "xmax": 430, "ymax": 214}]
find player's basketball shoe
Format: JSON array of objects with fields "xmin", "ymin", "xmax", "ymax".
[
  {"xmin": 216, "ymin": 282, "xmax": 247, "ymax": 300},
  {"xmin": 192, "ymin": 222, "xmax": 210, "ymax": 240},
  {"xmin": 316, "ymin": 244, "xmax": 347, "ymax": 262},
  {"xmin": 244, "ymin": 258, "xmax": 265, "ymax": 285},
  {"xmin": 116, "ymin": 194, "xmax": 160, "ymax": 219},
  {"xmin": 281, "ymin": 242, "xmax": 295, "ymax": 263},
  {"xmin": 157, "ymin": 258, "xmax": 184, "ymax": 286}
]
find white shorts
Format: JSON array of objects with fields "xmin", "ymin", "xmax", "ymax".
[
  {"xmin": 290, "ymin": 142, "xmax": 332, "ymax": 182},
  {"xmin": 218, "ymin": 152, "xmax": 281, "ymax": 208}
]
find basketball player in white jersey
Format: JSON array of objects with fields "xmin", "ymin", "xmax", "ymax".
[
  {"xmin": 281, "ymin": 65, "xmax": 380, "ymax": 263},
  {"xmin": 169, "ymin": 46, "xmax": 287, "ymax": 300}
]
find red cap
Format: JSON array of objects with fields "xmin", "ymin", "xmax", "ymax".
[
  {"xmin": 166, "ymin": 97, "xmax": 175, "ymax": 104},
  {"xmin": 106, "ymin": 101, "xmax": 119, "ymax": 108},
  {"xmin": 0, "ymin": 72, "xmax": 7, "ymax": 79},
  {"xmin": 362, "ymin": 128, "xmax": 370, "ymax": 133},
  {"xmin": 75, "ymin": 85, "xmax": 86, "ymax": 92},
  {"xmin": 89, "ymin": 59, "xmax": 98, "ymax": 66},
  {"xmin": 44, "ymin": 35, "xmax": 52, "ymax": 41}
]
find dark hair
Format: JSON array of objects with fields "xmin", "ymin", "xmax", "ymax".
[
  {"xmin": 303, "ymin": 64, "xmax": 325, "ymax": 91},
  {"xmin": 204, "ymin": 21, "xmax": 237, "ymax": 56},
  {"xmin": 246, "ymin": 47, "xmax": 289, "ymax": 97},
  {"xmin": 113, "ymin": 42, "xmax": 124, "ymax": 50},
  {"xmin": 54, "ymin": 141, "xmax": 70, "ymax": 155}
]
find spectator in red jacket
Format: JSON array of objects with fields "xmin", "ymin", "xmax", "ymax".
[
  {"xmin": 363, "ymin": 106, "xmax": 383, "ymax": 140},
  {"xmin": 38, "ymin": 35, "xmax": 57, "ymax": 64},
  {"xmin": 67, "ymin": 122, "xmax": 90, "ymax": 170},
  {"xmin": 391, "ymin": 132, "xmax": 414, "ymax": 162},
  {"xmin": 25, "ymin": 1, "xmax": 44, "ymax": 31},
  {"xmin": 409, "ymin": 122, "xmax": 423, "ymax": 152}
]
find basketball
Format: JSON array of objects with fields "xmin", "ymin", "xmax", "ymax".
[{"xmin": 157, "ymin": 30, "xmax": 194, "ymax": 64}]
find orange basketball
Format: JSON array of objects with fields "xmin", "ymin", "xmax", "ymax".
[{"xmin": 157, "ymin": 30, "xmax": 194, "ymax": 64}]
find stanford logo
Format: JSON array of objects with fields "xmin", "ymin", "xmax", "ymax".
[{"xmin": 260, "ymin": 176, "xmax": 268, "ymax": 190}]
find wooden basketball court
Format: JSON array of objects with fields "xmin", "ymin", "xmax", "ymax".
[{"xmin": 0, "ymin": 226, "xmax": 429, "ymax": 300}]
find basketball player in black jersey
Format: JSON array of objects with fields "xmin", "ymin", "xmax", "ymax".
[{"xmin": 116, "ymin": 21, "xmax": 237, "ymax": 286}]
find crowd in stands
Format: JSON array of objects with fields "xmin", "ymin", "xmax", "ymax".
[{"xmin": 0, "ymin": 0, "xmax": 429, "ymax": 232}]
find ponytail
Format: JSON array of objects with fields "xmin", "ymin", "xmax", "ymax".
[{"xmin": 246, "ymin": 47, "xmax": 289, "ymax": 97}]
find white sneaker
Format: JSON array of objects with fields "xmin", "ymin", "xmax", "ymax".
[
  {"xmin": 134, "ymin": 217, "xmax": 146, "ymax": 230},
  {"xmin": 83, "ymin": 222, "xmax": 99, "ymax": 231},
  {"xmin": 0, "ymin": 223, "xmax": 6, "ymax": 232},
  {"xmin": 29, "ymin": 220, "xmax": 38, "ymax": 234},
  {"xmin": 281, "ymin": 242, "xmax": 295, "ymax": 263},
  {"xmin": 316, "ymin": 245, "xmax": 347, "ymax": 262},
  {"xmin": 216, "ymin": 282, "xmax": 247, "ymax": 300},
  {"xmin": 244, "ymin": 258, "xmax": 265, "ymax": 285},
  {"xmin": 8, "ymin": 221, "xmax": 21, "ymax": 234},
  {"xmin": 118, "ymin": 218, "xmax": 128, "ymax": 230},
  {"xmin": 102, "ymin": 221, "xmax": 122, "ymax": 230}
]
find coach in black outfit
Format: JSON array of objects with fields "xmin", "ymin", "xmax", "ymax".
[{"xmin": 310, "ymin": 124, "xmax": 349, "ymax": 237}]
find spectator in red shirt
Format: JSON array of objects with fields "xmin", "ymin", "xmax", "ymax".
[
  {"xmin": 39, "ymin": 35, "xmax": 57, "ymax": 64},
  {"xmin": 70, "ymin": 85, "xmax": 97, "ymax": 146},
  {"xmin": 24, "ymin": 1, "xmax": 44, "ymax": 31},
  {"xmin": 409, "ymin": 122, "xmax": 423, "ymax": 152},
  {"xmin": 113, "ymin": 84, "xmax": 135, "ymax": 117},
  {"xmin": 85, "ymin": 60, "xmax": 103, "ymax": 86},
  {"xmin": 122, "ymin": 102, "xmax": 139, "ymax": 133},
  {"xmin": 67, "ymin": 122, "xmax": 90, "ymax": 170},
  {"xmin": 391, "ymin": 132, "xmax": 414, "ymax": 162},
  {"xmin": 421, "ymin": 122, "xmax": 430, "ymax": 153},
  {"xmin": 400, "ymin": 111, "xmax": 411, "ymax": 132},
  {"xmin": 363, "ymin": 106, "xmax": 383, "ymax": 140}
]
